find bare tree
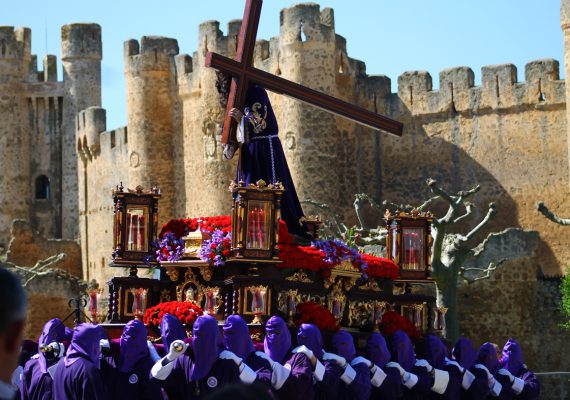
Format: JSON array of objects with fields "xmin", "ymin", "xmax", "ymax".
[{"xmin": 536, "ymin": 201, "xmax": 570, "ymax": 225}]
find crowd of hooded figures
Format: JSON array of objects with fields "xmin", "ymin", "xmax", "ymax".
[{"xmin": 15, "ymin": 313, "xmax": 540, "ymax": 400}]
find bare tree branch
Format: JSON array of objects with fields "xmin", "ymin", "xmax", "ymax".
[
  {"xmin": 537, "ymin": 201, "xmax": 570, "ymax": 226},
  {"xmin": 456, "ymin": 185, "xmax": 481, "ymax": 203},
  {"xmin": 301, "ymin": 199, "xmax": 348, "ymax": 236},
  {"xmin": 381, "ymin": 199, "xmax": 415, "ymax": 213},
  {"xmin": 417, "ymin": 195, "xmax": 440, "ymax": 212},
  {"xmin": 427, "ymin": 178, "xmax": 456, "ymax": 207},
  {"xmin": 460, "ymin": 259, "xmax": 506, "ymax": 283},
  {"xmin": 462, "ymin": 203, "xmax": 497, "ymax": 241},
  {"xmin": 452, "ymin": 202, "xmax": 474, "ymax": 224}
]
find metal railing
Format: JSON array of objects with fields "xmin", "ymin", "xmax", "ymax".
[{"xmin": 534, "ymin": 372, "xmax": 570, "ymax": 400}]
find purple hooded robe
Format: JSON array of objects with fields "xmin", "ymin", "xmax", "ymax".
[
  {"xmin": 237, "ymin": 85, "xmax": 309, "ymax": 238},
  {"xmin": 501, "ymin": 339, "xmax": 540, "ymax": 400},
  {"xmin": 223, "ymin": 315, "xmax": 272, "ymax": 389},
  {"xmin": 264, "ymin": 316, "xmax": 314, "ymax": 400},
  {"xmin": 160, "ymin": 315, "xmax": 241, "ymax": 400},
  {"xmin": 19, "ymin": 318, "xmax": 65, "ymax": 400},
  {"xmin": 53, "ymin": 323, "xmax": 107, "ymax": 400},
  {"xmin": 423, "ymin": 335, "xmax": 462, "ymax": 400},
  {"xmin": 477, "ymin": 342, "xmax": 512, "ymax": 400},
  {"xmin": 391, "ymin": 330, "xmax": 434, "ymax": 400},
  {"xmin": 452, "ymin": 337, "xmax": 489, "ymax": 400},
  {"xmin": 297, "ymin": 323, "xmax": 342, "ymax": 400},
  {"xmin": 366, "ymin": 333, "xmax": 402, "ymax": 400},
  {"xmin": 100, "ymin": 320, "xmax": 162, "ymax": 400},
  {"xmin": 331, "ymin": 330, "xmax": 371, "ymax": 400}
]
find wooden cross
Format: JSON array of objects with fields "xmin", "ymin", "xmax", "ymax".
[{"xmin": 205, "ymin": 0, "xmax": 403, "ymax": 145}]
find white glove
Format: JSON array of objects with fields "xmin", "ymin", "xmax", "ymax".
[
  {"xmin": 255, "ymin": 351, "xmax": 273, "ymax": 363},
  {"xmin": 292, "ymin": 345, "xmax": 315, "ymax": 361},
  {"xmin": 498, "ymin": 368, "xmax": 514, "ymax": 383},
  {"xmin": 147, "ymin": 341, "xmax": 161, "ymax": 363},
  {"xmin": 47, "ymin": 342, "xmax": 65, "ymax": 358},
  {"xmin": 99, "ymin": 339, "xmax": 110, "ymax": 351},
  {"xmin": 386, "ymin": 361, "xmax": 406, "ymax": 378},
  {"xmin": 351, "ymin": 356, "xmax": 372, "ymax": 368},
  {"xmin": 166, "ymin": 340, "xmax": 188, "ymax": 362},
  {"xmin": 322, "ymin": 352, "xmax": 347, "ymax": 368},
  {"xmin": 415, "ymin": 359, "xmax": 433, "ymax": 372},
  {"xmin": 219, "ymin": 350, "xmax": 243, "ymax": 366}
]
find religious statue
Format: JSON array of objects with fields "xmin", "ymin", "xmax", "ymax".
[{"xmin": 223, "ymin": 84, "xmax": 311, "ymax": 239}]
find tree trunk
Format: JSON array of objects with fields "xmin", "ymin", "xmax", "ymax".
[{"xmin": 435, "ymin": 275, "xmax": 459, "ymax": 342}]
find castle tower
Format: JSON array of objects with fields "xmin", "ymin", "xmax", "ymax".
[
  {"xmin": 0, "ymin": 26, "xmax": 32, "ymax": 247},
  {"xmin": 274, "ymin": 4, "xmax": 343, "ymax": 215},
  {"xmin": 61, "ymin": 23, "xmax": 102, "ymax": 240},
  {"xmin": 562, "ymin": 0, "xmax": 570, "ymax": 187},
  {"xmin": 177, "ymin": 20, "xmax": 238, "ymax": 219},
  {"xmin": 124, "ymin": 36, "xmax": 179, "ymax": 224}
]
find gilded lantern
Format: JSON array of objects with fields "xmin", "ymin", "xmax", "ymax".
[
  {"xmin": 230, "ymin": 179, "xmax": 283, "ymax": 261},
  {"xmin": 385, "ymin": 208, "xmax": 433, "ymax": 280},
  {"xmin": 110, "ymin": 183, "xmax": 161, "ymax": 268}
]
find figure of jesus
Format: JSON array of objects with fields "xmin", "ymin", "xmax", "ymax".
[{"xmin": 223, "ymin": 83, "xmax": 310, "ymax": 239}]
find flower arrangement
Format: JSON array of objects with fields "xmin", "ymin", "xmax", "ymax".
[
  {"xmin": 198, "ymin": 229, "xmax": 232, "ymax": 267},
  {"xmin": 150, "ymin": 232, "xmax": 186, "ymax": 263},
  {"xmin": 379, "ymin": 311, "xmax": 420, "ymax": 339},
  {"xmin": 153, "ymin": 214, "xmax": 399, "ymax": 280},
  {"xmin": 143, "ymin": 301, "xmax": 203, "ymax": 329},
  {"xmin": 294, "ymin": 301, "xmax": 340, "ymax": 332}
]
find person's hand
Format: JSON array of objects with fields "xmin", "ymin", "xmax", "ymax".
[
  {"xmin": 255, "ymin": 351, "xmax": 273, "ymax": 363},
  {"xmin": 46, "ymin": 342, "xmax": 65, "ymax": 358},
  {"xmin": 498, "ymin": 368, "xmax": 515, "ymax": 383},
  {"xmin": 322, "ymin": 352, "xmax": 347, "ymax": 368},
  {"xmin": 219, "ymin": 350, "xmax": 243, "ymax": 366},
  {"xmin": 166, "ymin": 340, "xmax": 188, "ymax": 361},
  {"xmin": 415, "ymin": 359, "xmax": 433, "ymax": 372},
  {"xmin": 229, "ymin": 108, "xmax": 243, "ymax": 123},
  {"xmin": 99, "ymin": 339, "xmax": 110, "ymax": 351},
  {"xmin": 386, "ymin": 361, "xmax": 406, "ymax": 378}
]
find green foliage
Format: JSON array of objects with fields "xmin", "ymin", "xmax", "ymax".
[{"xmin": 560, "ymin": 268, "xmax": 570, "ymax": 330}]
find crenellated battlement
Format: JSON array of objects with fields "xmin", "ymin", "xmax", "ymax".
[
  {"xmin": 124, "ymin": 36, "xmax": 179, "ymax": 74},
  {"xmin": 76, "ymin": 105, "xmax": 129, "ymax": 165},
  {"xmin": 394, "ymin": 59, "xmax": 565, "ymax": 116},
  {"xmin": 61, "ymin": 23, "xmax": 102, "ymax": 61}
]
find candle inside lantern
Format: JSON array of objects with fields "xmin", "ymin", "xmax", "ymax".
[{"xmin": 131, "ymin": 288, "xmax": 148, "ymax": 318}]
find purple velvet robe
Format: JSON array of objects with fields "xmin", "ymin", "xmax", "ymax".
[
  {"xmin": 237, "ymin": 85, "xmax": 308, "ymax": 237},
  {"xmin": 100, "ymin": 320, "xmax": 162, "ymax": 400},
  {"xmin": 331, "ymin": 330, "xmax": 372, "ymax": 400},
  {"xmin": 264, "ymin": 317, "xmax": 313, "ymax": 400},
  {"xmin": 501, "ymin": 339, "xmax": 540, "ymax": 400},
  {"xmin": 366, "ymin": 333, "xmax": 402, "ymax": 400},
  {"xmin": 224, "ymin": 315, "xmax": 272, "ymax": 390},
  {"xmin": 391, "ymin": 331, "xmax": 433, "ymax": 400},
  {"xmin": 53, "ymin": 324, "xmax": 106, "ymax": 400},
  {"xmin": 161, "ymin": 354, "xmax": 240, "ymax": 400},
  {"xmin": 424, "ymin": 335, "xmax": 462, "ymax": 400},
  {"xmin": 158, "ymin": 315, "xmax": 242, "ymax": 399},
  {"xmin": 477, "ymin": 342, "xmax": 512, "ymax": 400},
  {"xmin": 452, "ymin": 337, "xmax": 489, "ymax": 400},
  {"xmin": 19, "ymin": 318, "xmax": 65, "ymax": 400},
  {"xmin": 19, "ymin": 359, "xmax": 54, "ymax": 400},
  {"xmin": 277, "ymin": 352, "xmax": 314, "ymax": 400}
]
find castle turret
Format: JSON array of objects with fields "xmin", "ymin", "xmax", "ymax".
[
  {"xmin": 124, "ymin": 36, "xmax": 179, "ymax": 224},
  {"xmin": 61, "ymin": 23, "xmax": 102, "ymax": 240},
  {"xmin": 275, "ymin": 4, "xmax": 343, "ymax": 214},
  {"xmin": 0, "ymin": 26, "xmax": 32, "ymax": 247}
]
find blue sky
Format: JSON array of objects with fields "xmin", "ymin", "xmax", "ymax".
[{"xmin": 4, "ymin": 0, "xmax": 563, "ymax": 128}]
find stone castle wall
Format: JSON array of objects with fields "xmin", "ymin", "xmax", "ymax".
[{"xmin": 0, "ymin": 23, "xmax": 101, "ymax": 250}]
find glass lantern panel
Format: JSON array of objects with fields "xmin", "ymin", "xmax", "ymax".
[
  {"xmin": 126, "ymin": 207, "xmax": 149, "ymax": 252},
  {"xmin": 402, "ymin": 227, "xmax": 424, "ymax": 271},
  {"xmin": 391, "ymin": 220, "xmax": 397, "ymax": 259},
  {"xmin": 246, "ymin": 201, "xmax": 272, "ymax": 250},
  {"xmin": 248, "ymin": 287, "xmax": 267, "ymax": 313}
]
